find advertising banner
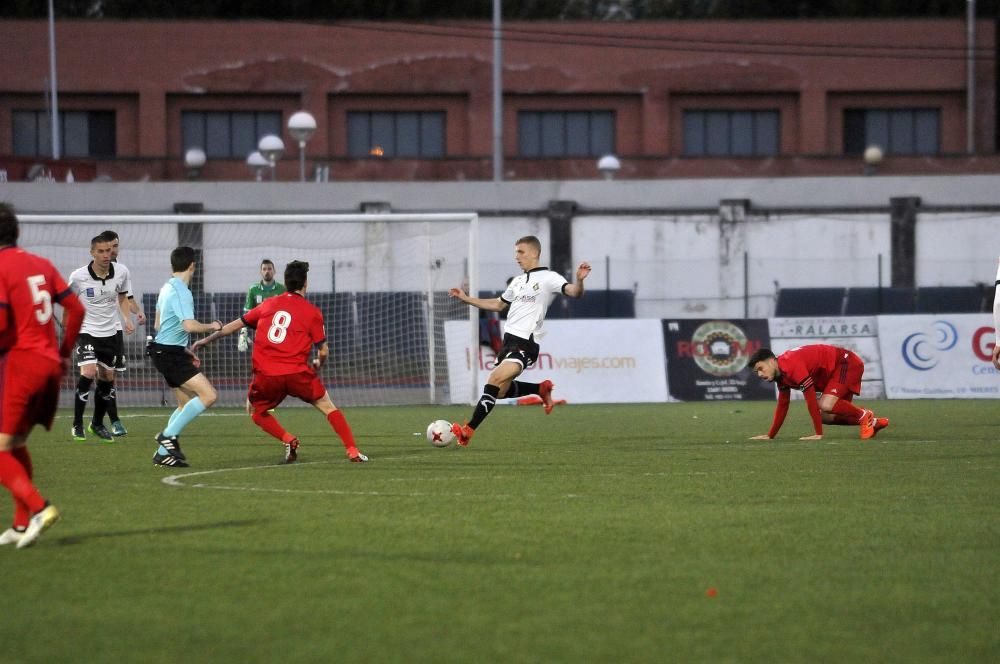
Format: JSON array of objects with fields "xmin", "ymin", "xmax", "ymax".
[
  {"xmin": 877, "ymin": 314, "xmax": 998, "ymax": 399},
  {"xmin": 769, "ymin": 317, "xmax": 885, "ymax": 399},
  {"xmin": 444, "ymin": 319, "xmax": 669, "ymax": 405},
  {"xmin": 662, "ymin": 319, "xmax": 773, "ymax": 401}
]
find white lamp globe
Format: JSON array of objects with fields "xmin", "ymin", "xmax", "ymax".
[
  {"xmin": 246, "ymin": 151, "xmax": 269, "ymax": 168},
  {"xmin": 258, "ymin": 135, "xmax": 285, "ymax": 163},
  {"xmin": 863, "ymin": 145, "xmax": 884, "ymax": 165},
  {"xmin": 597, "ymin": 154, "xmax": 621, "ymax": 179},
  {"xmin": 288, "ymin": 111, "xmax": 317, "ymax": 143},
  {"xmin": 184, "ymin": 147, "xmax": 207, "ymax": 169}
]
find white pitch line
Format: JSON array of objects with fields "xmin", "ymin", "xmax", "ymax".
[{"xmin": 161, "ymin": 460, "xmax": 582, "ymax": 498}]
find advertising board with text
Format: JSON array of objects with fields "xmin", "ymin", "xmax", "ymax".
[
  {"xmin": 769, "ymin": 317, "xmax": 885, "ymax": 399},
  {"xmin": 877, "ymin": 314, "xmax": 998, "ymax": 399},
  {"xmin": 444, "ymin": 319, "xmax": 669, "ymax": 405}
]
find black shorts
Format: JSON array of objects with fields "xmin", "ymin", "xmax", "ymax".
[
  {"xmin": 114, "ymin": 330, "xmax": 127, "ymax": 372},
  {"xmin": 496, "ymin": 333, "xmax": 540, "ymax": 369},
  {"xmin": 150, "ymin": 343, "xmax": 200, "ymax": 389},
  {"xmin": 76, "ymin": 333, "xmax": 120, "ymax": 370}
]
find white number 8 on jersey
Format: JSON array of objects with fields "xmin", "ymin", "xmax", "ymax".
[{"xmin": 267, "ymin": 310, "xmax": 292, "ymax": 344}]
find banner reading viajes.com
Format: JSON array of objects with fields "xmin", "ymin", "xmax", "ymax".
[
  {"xmin": 662, "ymin": 319, "xmax": 773, "ymax": 401},
  {"xmin": 877, "ymin": 314, "xmax": 998, "ymax": 399},
  {"xmin": 769, "ymin": 316, "xmax": 885, "ymax": 399},
  {"xmin": 444, "ymin": 319, "xmax": 669, "ymax": 405}
]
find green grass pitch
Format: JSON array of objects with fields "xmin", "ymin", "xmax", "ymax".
[{"xmin": 1, "ymin": 399, "xmax": 997, "ymax": 663}]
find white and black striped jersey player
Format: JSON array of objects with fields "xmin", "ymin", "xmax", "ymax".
[
  {"xmin": 447, "ymin": 235, "xmax": 590, "ymax": 447},
  {"xmin": 66, "ymin": 236, "xmax": 133, "ymax": 442}
]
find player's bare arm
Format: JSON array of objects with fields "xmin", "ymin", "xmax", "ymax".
[
  {"xmin": 564, "ymin": 261, "xmax": 592, "ymax": 298},
  {"xmin": 448, "ymin": 287, "xmax": 508, "ymax": 313},
  {"xmin": 191, "ymin": 318, "xmax": 245, "ymax": 351},
  {"xmin": 313, "ymin": 341, "xmax": 330, "ymax": 369},
  {"xmin": 118, "ymin": 292, "xmax": 135, "ymax": 334},
  {"xmin": 182, "ymin": 318, "xmax": 224, "ymax": 336},
  {"xmin": 128, "ymin": 296, "xmax": 146, "ymax": 325}
]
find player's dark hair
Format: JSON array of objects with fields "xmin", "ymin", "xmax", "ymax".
[
  {"xmin": 0, "ymin": 202, "xmax": 19, "ymax": 246},
  {"xmin": 748, "ymin": 347, "xmax": 776, "ymax": 367},
  {"xmin": 90, "ymin": 234, "xmax": 110, "ymax": 249},
  {"xmin": 100, "ymin": 230, "xmax": 119, "ymax": 242},
  {"xmin": 261, "ymin": 259, "xmax": 274, "ymax": 267},
  {"xmin": 284, "ymin": 260, "xmax": 309, "ymax": 292},
  {"xmin": 516, "ymin": 235, "xmax": 541, "ymax": 256},
  {"xmin": 171, "ymin": 246, "xmax": 197, "ymax": 272}
]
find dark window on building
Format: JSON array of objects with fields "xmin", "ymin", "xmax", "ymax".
[
  {"xmin": 12, "ymin": 110, "xmax": 116, "ymax": 158},
  {"xmin": 682, "ymin": 110, "xmax": 780, "ymax": 157},
  {"xmin": 346, "ymin": 111, "xmax": 445, "ymax": 158},
  {"xmin": 843, "ymin": 108, "xmax": 940, "ymax": 155},
  {"xmin": 181, "ymin": 111, "xmax": 282, "ymax": 159},
  {"xmin": 518, "ymin": 111, "xmax": 615, "ymax": 157}
]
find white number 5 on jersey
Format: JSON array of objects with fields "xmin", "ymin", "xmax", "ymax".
[{"xmin": 27, "ymin": 274, "xmax": 53, "ymax": 324}]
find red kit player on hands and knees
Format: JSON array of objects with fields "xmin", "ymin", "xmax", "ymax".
[
  {"xmin": 0, "ymin": 203, "xmax": 85, "ymax": 549},
  {"xmin": 448, "ymin": 235, "xmax": 590, "ymax": 447},
  {"xmin": 192, "ymin": 260, "xmax": 367, "ymax": 463},
  {"xmin": 748, "ymin": 345, "xmax": 889, "ymax": 441}
]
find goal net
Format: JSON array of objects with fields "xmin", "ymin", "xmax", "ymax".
[{"xmin": 18, "ymin": 212, "xmax": 479, "ymax": 408}]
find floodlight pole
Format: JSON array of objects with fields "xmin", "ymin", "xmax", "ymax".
[
  {"xmin": 966, "ymin": 0, "xmax": 976, "ymax": 153},
  {"xmin": 47, "ymin": 0, "xmax": 60, "ymax": 159},
  {"xmin": 492, "ymin": 0, "xmax": 503, "ymax": 182}
]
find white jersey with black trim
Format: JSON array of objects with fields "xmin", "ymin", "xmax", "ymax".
[
  {"xmin": 994, "ymin": 256, "xmax": 1000, "ymax": 339},
  {"xmin": 111, "ymin": 259, "xmax": 134, "ymax": 332},
  {"xmin": 500, "ymin": 267, "xmax": 568, "ymax": 340},
  {"xmin": 68, "ymin": 262, "xmax": 131, "ymax": 337}
]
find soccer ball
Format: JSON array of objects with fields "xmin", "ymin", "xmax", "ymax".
[{"xmin": 426, "ymin": 419, "xmax": 455, "ymax": 448}]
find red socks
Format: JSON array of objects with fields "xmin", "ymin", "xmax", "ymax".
[
  {"xmin": 0, "ymin": 449, "xmax": 45, "ymax": 519},
  {"xmin": 327, "ymin": 410, "xmax": 357, "ymax": 451},
  {"xmin": 251, "ymin": 410, "xmax": 296, "ymax": 444},
  {"xmin": 831, "ymin": 399, "xmax": 865, "ymax": 423}
]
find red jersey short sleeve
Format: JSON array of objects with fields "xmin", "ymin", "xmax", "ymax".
[
  {"xmin": 0, "ymin": 247, "xmax": 74, "ymax": 363},
  {"xmin": 246, "ymin": 292, "xmax": 325, "ymax": 376},
  {"xmin": 776, "ymin": 344, "xmax": 842, "ymax": 393}
]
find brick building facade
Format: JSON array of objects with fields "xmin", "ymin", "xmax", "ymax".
[{"xmin": 0, "ymin": 18, "xmax": 996, "ymax": 181}]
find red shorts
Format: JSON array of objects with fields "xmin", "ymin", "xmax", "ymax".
[
  {"xmin": 248, "ymin": 370, "xmax": 326, "ymax": 415},
  {"xmin": 0, "ymin": 350, "xmax": 63, "ymax": 436},
  {"xmin": 822, "ymin": 350, "xmax": 864, "ymax": 399}
]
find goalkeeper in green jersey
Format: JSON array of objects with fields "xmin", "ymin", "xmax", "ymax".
[{"xmin": 238, "ymin": 259, "xmax": 286, "ymax": 351}]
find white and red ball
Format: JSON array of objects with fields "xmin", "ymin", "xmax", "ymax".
[{"xmin": 426, "ymin": 419, "xmax": 455, "ymax": 448}]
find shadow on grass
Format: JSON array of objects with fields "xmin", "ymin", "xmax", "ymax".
[{"xmin": 51, "ymin": 518, "xmax": 268, "ymax": 547}]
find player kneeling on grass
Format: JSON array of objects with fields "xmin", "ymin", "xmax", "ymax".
[
  {"xmin": 191, "ymin": 260, "xmax": 367, "ymax": 464},
  {"xmin": 748, "ymin": 345, "xmax": 889, "ymax": 441}
]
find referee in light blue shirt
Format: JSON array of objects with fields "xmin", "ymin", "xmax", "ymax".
[{"xmin": 149, "ymin": 246, "xmax": 223, "ymax": 468}]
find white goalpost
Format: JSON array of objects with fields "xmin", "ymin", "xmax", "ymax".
[{"xmin": 18, "ymin": 212, "xmax": 479, "ymax": 408}]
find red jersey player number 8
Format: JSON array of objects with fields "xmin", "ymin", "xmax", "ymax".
[{"xmin": 267, "ymin": 311, "xmax": 292, "ymax": 344}]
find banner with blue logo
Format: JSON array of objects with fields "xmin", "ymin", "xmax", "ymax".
[{"xmin": 877, "ymin": 314, "xmax": 998, "ymax": 399}]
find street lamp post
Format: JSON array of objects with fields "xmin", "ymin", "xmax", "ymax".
[
  {"xmin": 287, "ymin": 111, "xmax": 317, "ymax": 182},
  {"xmin": 258, "ymin": 134, "xmax": 285, "ymax": 181}
]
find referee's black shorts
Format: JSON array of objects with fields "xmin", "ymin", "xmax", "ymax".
[
  {"xmin": 495, "ymin": 333, "xmax": 540, "ymax": 369},
  {"xmin": 150, "ymin": 343, "xmax": 200, "ymax": 388}
]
